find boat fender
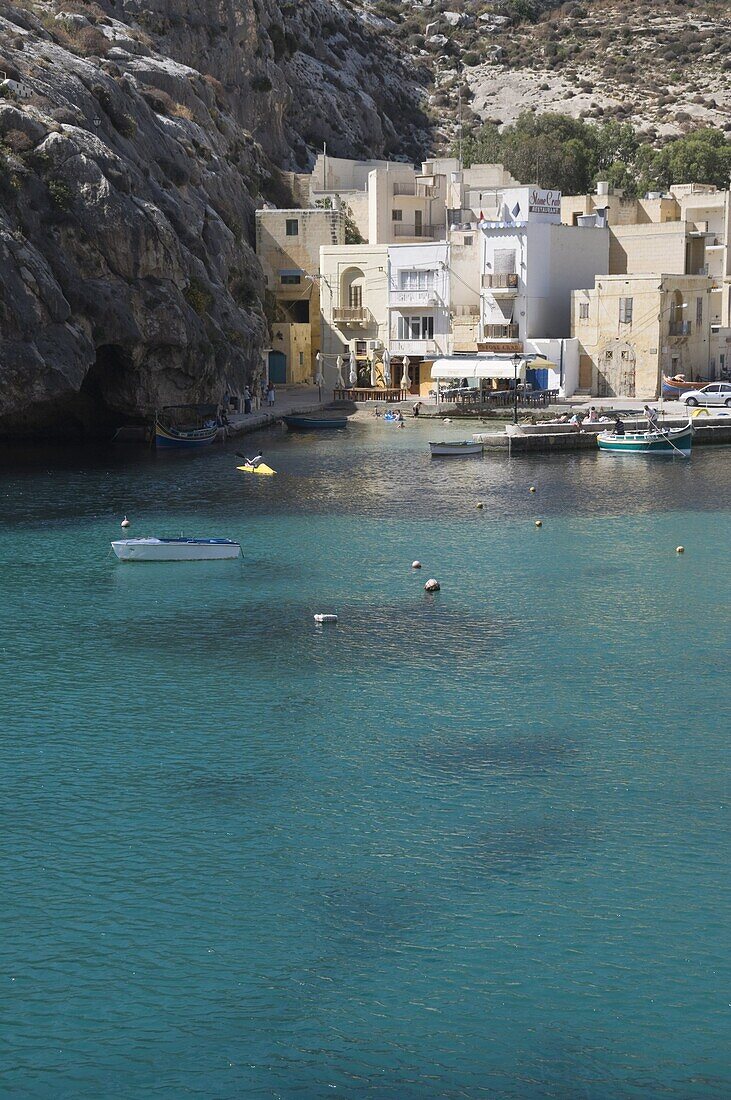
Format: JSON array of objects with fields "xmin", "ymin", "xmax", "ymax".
[
  {"xmin": 314, "ymin": 613, "xmax": 338, "ymax": 623},
  {"xmin": 535, "ymin": 520, "xmax": 543, "ymax": 528},
  {"xmin": 676, "ymin": 546, "xmax": 684, "ymax": 554},
  {"xmin": 424, "ymin": 579, "xmax": 440, "ymax": 592},
  {"xmin": 412, "ymin": 560, "xmax": 422, "ymax": 569},
  {"xmin": 121, "ymin": 516, "xmax": 131, "ymax": 528}
]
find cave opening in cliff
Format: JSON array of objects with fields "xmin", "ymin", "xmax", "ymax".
[{"xmin": 79, "ymin": 344, "xmax": 139, "ymax": 438}]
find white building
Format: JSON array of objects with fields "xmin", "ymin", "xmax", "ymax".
[
  {"xmin": 478, "ymin": 187, "xmax": 609, "ymax": 393},
  {"xmin": 388, "ymin": 242, "xmax": 451, "ymax": 370}
]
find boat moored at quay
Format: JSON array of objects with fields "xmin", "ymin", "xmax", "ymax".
[
  {"xmin": 429, "ymin": 440, "xmax": 484, "ymax": 456},
  {"xmin": 155, "ymin": 405, "xmax": 221, "ymax": 449},
  {"xmin": 596, "ymin": 422, "xmax": 693, "ymax": 456}
]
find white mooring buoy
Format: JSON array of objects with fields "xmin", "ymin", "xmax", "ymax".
[
  {"xmin": 676, "ymin": 546, "xmax": 685, "ymax": 554},
  {"xmin": 424, "ymin": 578, "xmax": 440, "ymax": 592},
  {"xmin": 412, "ymin": 560, "xmax": 422, "ymax": 569},
  {"xmin": 121, "ymin": 516, "xmax": 131, "ymax": 528}
]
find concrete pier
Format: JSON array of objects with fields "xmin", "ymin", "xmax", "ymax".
[{"xmin": 473, "ymin": 422, "xmax": 731, "ymax": 452}]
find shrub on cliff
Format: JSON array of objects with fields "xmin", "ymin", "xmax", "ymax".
[{"xmin": 184, "ymin": 278, "xmax": 213, "ymax": 316}]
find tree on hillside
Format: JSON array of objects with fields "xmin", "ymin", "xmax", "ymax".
[
  {"xmin": 646, "ymin": 128, "xmax": 731, "ymax": 191},
  {"xmin": 456, "ymin": 113, "xmax": 730, "ymax": 198}
]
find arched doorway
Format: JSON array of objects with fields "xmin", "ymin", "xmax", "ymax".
[{"xmin": 597, "ymin": 341, "xmax": 636, "ymax": 397}]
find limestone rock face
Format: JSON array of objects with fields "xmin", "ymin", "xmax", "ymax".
[{"xmin": 0, "ymin": 0, "xmax": 429, "ymax": 438}]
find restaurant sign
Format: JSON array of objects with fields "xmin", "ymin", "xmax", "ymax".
[
  {"xmin": 528, "ymin": 188, "xmax": 561, "ymax": 216},
  {"xmin": 478, "ymin": 341, "xmax": 523, "ymax": 354}
]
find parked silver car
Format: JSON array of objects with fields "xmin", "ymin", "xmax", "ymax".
[{"xmin": 682, "ymin": 382, "xmax": 731, "ymax": 407}]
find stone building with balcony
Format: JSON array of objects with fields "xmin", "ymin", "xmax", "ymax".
[
  {"xmin": 319, "ymin": 243, "xmax": 390, "ymax": 388},
  {"xmin": 572, "ymin": 274, "xmax": 714, "ymax": 398},
  {"xmin": 256, "ymin": 208, "xmax": 345, "ymax": 382},
  {"xmin": 563, "ymin": 181, "xmax": 731, "ymax": 376}
]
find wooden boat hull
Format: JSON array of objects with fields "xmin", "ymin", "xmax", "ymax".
[
  {"xmin": 283, "ymin": 416, "xmax": 348, "ymax": 430},
  {"xmin": 597, "ymin": 423, "xmax": 693, "ymax": 455},
  {"xmin": 430, "ymin": 441, "xmax": 484, "ymax": 456},
  {"xmin": 662, "ymin": 375, "xmax": 706, "ymax": 398},
  {"xmin": 155, "ymin": 420, "xmax": 219, "ymax": 449},
  {"xmin": 236, "ymin": 463, "xmax": 277, "ymax": 476},
  {"xmin": 112, "ymin": 538, "xmax": 241, "ymax": 562}
]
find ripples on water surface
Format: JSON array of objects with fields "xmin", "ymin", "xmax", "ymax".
[{"xmin": 1, "ymin": 421, "xmax": 730, "ymax": 1098}]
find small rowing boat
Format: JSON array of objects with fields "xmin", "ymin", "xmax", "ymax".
[
  {"xmin": 283, "ymin": 415, "xmax": 348, "ymax": 430},
  {"xmin": 429, "ymin": 440, "xmax": 484, "ymax": 457},
  {"xmin": 661, "ymin": 374, "xmax": 706, "ymax": 399},
  {"xmin": 596, "ymin": 422, "xmax": 693, "ymax": 455},
  {"xmin": 236, "ymin": 462, "xmax": 276, "ymax": 476},
  {"xmin": 112, "ymin": 537, "xmax": 241, "ymax": 562}
]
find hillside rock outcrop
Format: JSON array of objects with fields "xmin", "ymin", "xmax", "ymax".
[{"xmin": 0, "ymin": 0, "xmax": 429, "ymax": 438}]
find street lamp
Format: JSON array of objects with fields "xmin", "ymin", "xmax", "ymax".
[{"xmin": 512, "ymin": 351, "xmax": 521, "ymax": 424}]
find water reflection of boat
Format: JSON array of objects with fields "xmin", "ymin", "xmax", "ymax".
[
  {"xmin": 429, "ymin": 440, "xmax": 483, "ymax": 456},
  {"xmin": 283, "ymin": 415, "xmax": 348, "ymax": 430},
  {"xmin": 597, "ymin": 422, "xmax": 693, "ymax": 455},
  {"xmin": 155, "ymin": 405, "xmax": 220, "ymax": 449},
  {"xmin": 661, "ymin": 374, "xmax": 706, "ymax": 398}
]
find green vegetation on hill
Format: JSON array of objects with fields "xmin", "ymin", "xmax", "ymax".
[{"xmin": 459, "ymin": 114, "xmax": 731, "ymax": 196}]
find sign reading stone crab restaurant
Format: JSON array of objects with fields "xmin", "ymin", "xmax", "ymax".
[{"xmin": 528, "ymin": 189, "xmax": 562, "ymax": 217}]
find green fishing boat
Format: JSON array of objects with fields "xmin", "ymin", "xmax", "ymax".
[{"xmin": 596, "ymin": 422, "xmax": 693, "ymax": 456}]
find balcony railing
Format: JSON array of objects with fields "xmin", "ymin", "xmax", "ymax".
[
  {"xmin": 332, "ymin": 306, "xmax": 368, "ymax": 325},
  {"xmin": 482, "ymin": 273, "xmax": 519, "ymax": 289},
  {"xmin": 483, "ymin": 323, "xmax": 520, "ymax": 339},
  {"xmin": 669, "ymin": 321, "xmax": 692, "ymax": 336},
  {"xmin": 389, "ymin": 288, "xmax": 441, "ymax": 307},
  {"xmin": 392, "ymin": 224, "xmax": 438, "ymax": 239},
  {"xmin": 390, "ymin": 339, "xmax": 439, "ymax": 357},
  {"xmin": 392, "ymin": 182, "xmax": 416, "ymax": 196}
]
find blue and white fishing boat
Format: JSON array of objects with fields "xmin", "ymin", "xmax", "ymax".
[
  {"xmin": 596, "ymin": 421, "xmax": 693, "ymax": 456},
  {"xmin": 155, "ymin": 405, "xmax": 220, "ymax": 449},
  {"xmin": 112, "ymin": 537, "xmax": 241, "ymax": 562}
]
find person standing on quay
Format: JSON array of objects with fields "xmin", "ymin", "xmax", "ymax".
[
  {"xmin": 244, "ymin": 386, "xmax": 252, "ymax": 415},
  {"xmin": 267, "ymin": 381, "xmax": 275, "ymax": 408}
]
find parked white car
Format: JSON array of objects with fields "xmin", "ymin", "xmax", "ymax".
[{"xmin": 682, "ymin": 382, "xmax": 731, "ymax": 407}]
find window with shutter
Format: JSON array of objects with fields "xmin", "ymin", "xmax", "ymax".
[{"xmin": 493, "ymin": 249, "xmax": 517, "ymax": 275}]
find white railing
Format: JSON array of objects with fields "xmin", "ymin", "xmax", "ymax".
[
  {"xmin": 333, "ymin": 306, "xmax": 368, "ymax": 324},
  {"xmin": 389, "ymin": 289, "xmax": 441, "ymax": 307},
  {"xmin": 390, "ymin": 339, "xmax": 440, "ymax": 356}
]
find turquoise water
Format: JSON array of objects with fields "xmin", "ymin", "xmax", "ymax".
[{"xmin": 1, "ymin": 422, "xmax": 730, "ymax": 1099}]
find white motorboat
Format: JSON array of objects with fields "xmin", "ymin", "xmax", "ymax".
[
  {"xmin": 112, "ymin": 537, "xmax": 241, "ymax": 562},
  {"xmin": 429, "ymin": 440, "xmax": 483, "ymax": 456}
]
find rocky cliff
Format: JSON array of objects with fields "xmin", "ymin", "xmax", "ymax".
[{"xmin": 0, "ymin": 0, "xmax": 429, "ymax": 438}]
